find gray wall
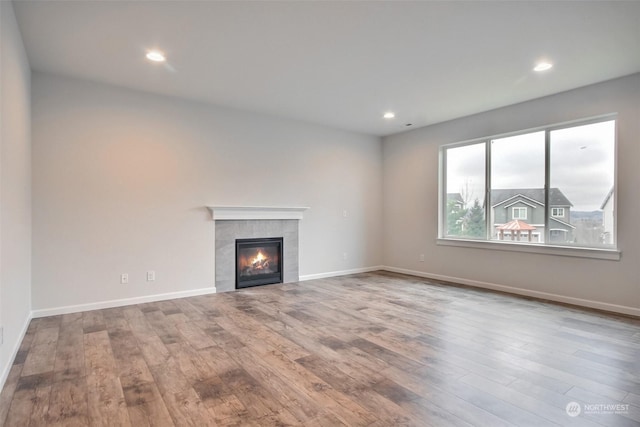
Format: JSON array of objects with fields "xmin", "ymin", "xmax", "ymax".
[
  {"xmin": 383, "ymin": 74, "xmax": 640, "ymax": 312},
  {"xmin": 31, "ymin": 72, "xmax": 383, "ymax": 311},
  {"xmin": 0, "ymin": 1, "xmax": 32, "ymax": 385}
]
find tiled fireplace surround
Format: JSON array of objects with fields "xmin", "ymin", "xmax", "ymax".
[{"xmin": 208, "ymin": 206, "xmax": 308, "ymax": 292}]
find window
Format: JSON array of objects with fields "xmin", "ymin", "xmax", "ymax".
[
  {"xmin": 490, "ymin": 131, "xmax": 545, "ymax": 240},
  {"xmin": 441, "ymin": 116, "xmax": 616, "ymax": 250},
  {"xmin": 550, "ymin": 120, "xmax": 615, "ymax": 247},
  {"xmin": 550, "ymin": 229, "xmax": 569, "ymax": 243},
  {"xmin": 444, "ymin": 143, "xmax": 485, "ymax": 239},
  {"xmin": 512, "ymin": 207, "xmax": 527, "ymax": 220}
]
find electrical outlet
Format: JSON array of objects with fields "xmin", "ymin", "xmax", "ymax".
[
  {"xmin": 121, "ymin": 273, "xmax": 129, "ymax": 284},
  {"xmin": 147, "ymin": 271, "xmax": 156, "ymax": 282},
  {"xmin": 420, "ymin": 254, "xmax": 425, "ymax": 262},
  {"xmin": 343, "ymin": 210, "xmax": 348, "ymax": 218},
  {"xmin": 343, "ymin": 252, "xmax": 348, "ymax": 261}
]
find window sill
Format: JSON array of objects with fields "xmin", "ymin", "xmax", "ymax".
[{"xmin": 436, "ymin": 238, "xmax": 621, "ymax": 261}]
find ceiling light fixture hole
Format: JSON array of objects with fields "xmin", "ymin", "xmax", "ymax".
[
  {"xmin": 534, "ymin": 62, "xmax": 553, "ymax": 72},
  {"xmin": 146, "ymin": 50, "xmax": 166, "ymax": 63}
]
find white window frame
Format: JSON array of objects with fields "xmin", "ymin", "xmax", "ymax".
[
  {"xmin": 512, "ymin": 207, "xmax": 527, "ymax": 220},
  {"xmin": 438, "ymin": 114, "xmax": 619, "ymax": 260},
  {"xmin": 551, "ymin": 208, "xmax": 565, "ymax": 217}
]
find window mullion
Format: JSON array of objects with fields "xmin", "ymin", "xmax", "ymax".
[
  {"xmin": 441, "ymin": 148, "xmax": 447, "ymax": 238},
  {"xmin": 485, "ymin": 140, "xmax": 491, "ymax": 241},
  {"xmin": 544, "ymin": 130, "xmax": 551, "ymax": 244}
]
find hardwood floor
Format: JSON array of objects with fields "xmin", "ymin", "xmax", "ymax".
[{"xmin": 1, "ymin": 271, "xmax": 639, "ymax": 426}]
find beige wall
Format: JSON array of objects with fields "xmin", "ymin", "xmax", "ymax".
[
  {"xmin": 1, "ymin": 1, "xmax": 32, "ymax": 383},
  {"xmin": 382, "ymin": 74, "xmax": 640, "ymax": 314},
  {"xmin": 31, "ymin": 72, "xmax": 382, "ymax": 311}
]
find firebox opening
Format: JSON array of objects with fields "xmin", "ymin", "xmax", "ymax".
[{"xmin": 235, "ymin": 237, "xmax": 283, "ymax": 289}]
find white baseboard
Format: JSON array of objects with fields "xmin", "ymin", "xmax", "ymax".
[
  {"xmin": 299, "ymin": 266, "xmax": 383, "ymax": 282},
  {"xmin": 381, "ymin": 266, "xmax": 640, "ymax": 317},
  {"xmin": 0, "ymin": 311, "xmax": 33, "ymax": 392},
  {"xmin": 31, "ymin": 287, "xmax": 217, "ymax": 318},
  {"xmin": 31, "ymin": 266, "xmax": 385, "ymax": 318},
  {"xmin": 27, "ymin": 263, "xmax": 638, "ymax": 319}
]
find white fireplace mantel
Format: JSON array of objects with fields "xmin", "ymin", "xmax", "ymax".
[{"xmin": 207, "ymin": 206, "xmax": 310, "ymax": 221}]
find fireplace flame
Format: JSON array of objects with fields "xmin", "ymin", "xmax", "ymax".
[{"xmin": 250, "ymin": 250, "xmax": 269, "ymax": 270}]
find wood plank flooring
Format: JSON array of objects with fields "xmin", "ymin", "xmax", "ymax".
[{"xmin": 1, "ymin": 271, "xmax": 639, "ymax": 426}]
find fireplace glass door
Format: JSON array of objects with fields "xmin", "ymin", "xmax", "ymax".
[{"xmin": 235, "ymin": 237, "xmax": 283, "ymax": 289}]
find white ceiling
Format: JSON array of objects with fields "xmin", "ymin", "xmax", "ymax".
[{"xmin": 13, "ymin": 1, "xmax": 640, "ymax": 136}]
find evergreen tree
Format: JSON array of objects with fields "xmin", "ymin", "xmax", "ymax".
[
  {"xmin": 463, "ymin": 198, "xmax": 486, "ymax": 238},
  {"xmin": 446, "ymin": 199, "xmax": 465, "ymax": 236}
]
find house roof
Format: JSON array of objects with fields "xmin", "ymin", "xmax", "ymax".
[
  {"xmin": 496, "ymin": 220, "xmax": 537, "ymax": 231},
  {"xmin": 503, "ymin": 199, "xmax": 538, "ymax": 209},
  {"xmin": 550, "ymin": 217, "xmax": 576, "ymax": 230},
  {"xmin": 491, "ymin": 188, "xmax": 572, "ymax": 208},
  {"xmin": 600, "ymin": 187, "xmax": 614, "ymax": 210},
  {"xmin": 447, "ymin": 193, "xmax": 464, "ymax": 205}
]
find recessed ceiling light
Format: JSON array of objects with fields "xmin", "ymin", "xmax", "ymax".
[
  {"xmin": 383, "ymin": 112, "xmax": 395, "ymax": 119},
  {"xmin": 534, "ymin": 62, "xmax": 553, "ymax": 72},
  {"xmin": 146, "ymin": 50, "xmax": 166, "ymax": 63}
]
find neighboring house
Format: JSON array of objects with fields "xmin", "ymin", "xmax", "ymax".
[
  {"xmin": 601, "ymin": 187, "xmax": 615, "ymax": 245},
  {"xmin": 491, "ymin": 188, "xmax": 575, "ymax": 243}
]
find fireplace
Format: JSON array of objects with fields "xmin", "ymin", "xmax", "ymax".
[
  {"xmin": 235, "ymin": 237, "xmax": 283, "ymax": 289},
  {"xmin": 210, "ymin": 206, "xmax": 307, "ymax": 292}
]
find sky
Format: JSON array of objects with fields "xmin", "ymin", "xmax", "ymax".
[{"xmin": 446, "ymin": 120, "xmax": 615, "ymax": 212}]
